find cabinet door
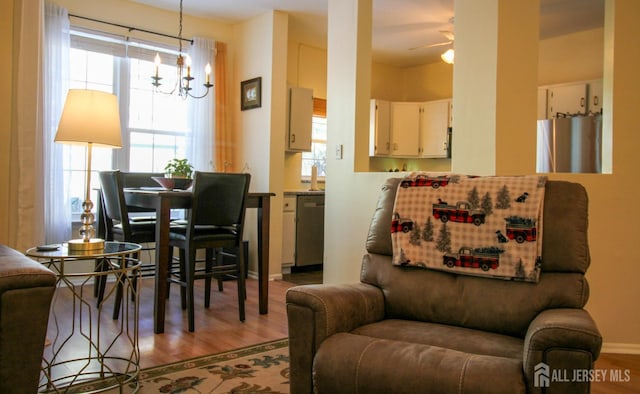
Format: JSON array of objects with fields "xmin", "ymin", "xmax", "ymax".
[
  {"xmin": 588, "ymin": 79, "xmax": 603, "ymax": 114},
  {"xmin": 547, "ymin": 83, "xmax": 587, "ymax": 117},
  {"xmin": 369, "ymin": 99, "xmax": 390, "ymax": 156},
  {"xmin": 288, "ymin": 87, "xmax": 313, "ymax": 151},
  {"xmin": 420, "ymin": 100, "xmax": 450, "ymax": 158},
  {"xmin": 390, "ymin": 102, "xmax": 420, "ymax": 157}
]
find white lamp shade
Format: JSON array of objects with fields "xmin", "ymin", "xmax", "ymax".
[
  {"xmin": 55, "ymin": 89, "xmax": 123, "ymax": 148},
  {"xmin": 441, "ymin": 49, "xmax": 455, "ymax": 64}
]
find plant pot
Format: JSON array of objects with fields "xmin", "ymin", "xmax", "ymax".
[{"xmin": 152, "ymin": 177, "xmax": 193, "ymax": 190}]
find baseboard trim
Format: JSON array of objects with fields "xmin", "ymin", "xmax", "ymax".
[
  {"xmin": 601, "ymin": 342, "xmax": 640, "ymax": 354},
  {"xmin": 246, "ymin": 271, "xmax": 283, "ymax": 281}
]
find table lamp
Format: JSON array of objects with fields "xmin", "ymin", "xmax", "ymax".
[{"xmin": 55, "ymin": 89, "xmax": 122, "ymax": 252}]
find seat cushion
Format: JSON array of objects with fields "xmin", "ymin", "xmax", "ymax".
[
  {"xmin": 314, "ymin": 332, "xmax": 526, "ymax": 394},
  {"xmin": 112, "ymin": 221, "xmax": 156, "ymax": 241},
  {"xmin": 169, "ymin": 225, "xmax": 238, "ymax": 242},
  {"xmin": 351, "ymin": 319, "xmax": 524, "ymax": 359}
]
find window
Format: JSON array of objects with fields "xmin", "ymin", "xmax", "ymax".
[
  {"xmin": 301, "ymin": 98, "xmax": 327, "ymax": 177},
  {"xmin": 65, "ymin": 28, "xmax": 189, "ymax": 216}
]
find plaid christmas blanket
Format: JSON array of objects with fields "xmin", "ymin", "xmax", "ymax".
[{"xmin": 391, "ymin": 173, "xmax": 547, "ymax": 282}]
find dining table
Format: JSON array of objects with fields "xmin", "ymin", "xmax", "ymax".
[{"xmin": 99, "ymin": 188, "xmax": 275, "ymax": 334}]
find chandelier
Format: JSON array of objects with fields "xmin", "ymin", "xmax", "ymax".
[{"xmin": 151, "ymin": 0, "xmax": 213, "ymax": 98}]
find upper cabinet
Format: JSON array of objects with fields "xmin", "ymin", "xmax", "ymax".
[
  {"xmin": 587, "ymin": 79, "xmax": 603, "ymax": 115},
  {"xmin": 369, "ymin": 99, "xmax": 390, "ymax": 156},
  {"xmin": 370, "ymin": 99, "xmax": 451, "ymax": 159},
  {"xmin": 287, "ymin": 87, "xmax": 313, "ymax": 152},
  {"xmin": 539, "ymin": 80, "xmax": 602, "ymax": 119},
  {"xmin": 420, "ymin": 99, "xmax": 451, "ymax": 158},
  {"xmin": 547, "ymin": 83, "xmax": 587, "ymax": 118},
  {"xmin": 390, "ymin": 102, "xmax": 421, "ymax": 156}
]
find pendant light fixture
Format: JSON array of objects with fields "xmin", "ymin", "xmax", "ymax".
[
  {"xmin": 151, "ymin": 0, "xmax": 212, "ymax": 98},
  {"xmin": 441, "ymin": 48, "xmax": 454, "ymax": 64}
]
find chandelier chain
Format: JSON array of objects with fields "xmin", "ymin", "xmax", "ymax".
[
  {"xmin": 151, "ymin": 0, "xmax": 213, "ymax": 99},
  {"xmin": 178, "ymin": 0, "xmax": 184, "ymax": 54}
]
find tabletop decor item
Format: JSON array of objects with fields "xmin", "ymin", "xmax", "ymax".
[
  {"xmin": 55, "ymin": 89, "xmax": 122, "ymax": 252},
  {"xmin": 152, "ymin": 158, "xmax": 194, "ymax": 190}
]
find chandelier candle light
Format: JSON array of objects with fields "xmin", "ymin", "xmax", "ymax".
[
  {"xmin": 55, "ymin": 89, "xmax": 123, "ymax": 252},
  {"xmin": 151, "ymin": 0, "xmax": 213, "ymax": 98}
]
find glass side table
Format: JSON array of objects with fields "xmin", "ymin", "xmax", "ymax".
[{"xmin": 26, "ymin": 241, "xmax": 142, "ymax": 393}]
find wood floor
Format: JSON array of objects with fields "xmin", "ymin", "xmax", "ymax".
[{"xmin": 47, "ymin": 275, "xmax": 639, "ymax": 393}]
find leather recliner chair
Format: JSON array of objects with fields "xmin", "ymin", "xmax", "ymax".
[
  {"xmin": 0, "ymin": 245, "xmax": 56, "ymax": 393},
  {"xmin": 286, "ymin": 179, "xmax": 602, "ymax": 394}
]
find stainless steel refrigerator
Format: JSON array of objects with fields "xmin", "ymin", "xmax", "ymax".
[{"xmin": 536, "ymin": 114, "xmax": 602, "ymax": 173}]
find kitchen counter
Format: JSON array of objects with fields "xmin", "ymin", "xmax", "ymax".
[{"xmin": 284, "ymin": 189, "xmax": 325, "ymax": 196}]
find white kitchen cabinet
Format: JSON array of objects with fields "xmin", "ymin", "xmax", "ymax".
[
  {"xmin": 419, "ymin": 99, "xmax": 450, "ymax": 158},
  {"xmin": 287, "ymin": 87, "xmax": 313, "ymax": 152},
  {"xmin": 588, "ymin": 79, "xmax": 603, "ymax": 114},
  {"xmin": 390, "ymin": 102, "xmax": 421, "ymax": 157},
  {"xmin": 547, "ymin": 83, "xmax": 587, "ymax": 118},
  {"xmin": 369, "ymin": 99, "xmax": 390, "ymax": 156}
]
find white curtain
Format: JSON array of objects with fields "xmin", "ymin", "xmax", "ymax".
[
  {"xmin": 43, "ymin": 2, "xmax": 71, "ymax": 244},
  {"xmin": 187, "ymin": 37, "xmax": 216, "ymax": 172},
  {"xmin": 9, "ymin": 0, "xmax": 45, "ymax": 250}
]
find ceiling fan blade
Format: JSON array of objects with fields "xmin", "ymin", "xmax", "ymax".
[
  {"xmin": 440, "ymin": 30, "xmax": 455, "ymax": 41},
  {"xmin": 408, "ymin": 40, "xmax": 453, "ymax": 51}
]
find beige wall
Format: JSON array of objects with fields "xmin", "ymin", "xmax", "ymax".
[
  {"xmin": 232, "ymin": 11, "xmax": 287, "ymax": 278},
  {"xmin": 539, "ymin": 28, "xmax": 604, "ymax": 85},
  {"xmin": 56, "ymin": 0, "xmax": 233, "ymax": 45},
  {"xmin": 324, "ymin": 0, "xmax": 640, "ymax": 352},
  {"xmin": 0, "ymin": 0, "xmax": 13, "ymax": 245}
]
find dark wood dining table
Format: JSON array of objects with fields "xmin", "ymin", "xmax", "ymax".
[{"xmin": 118, "ymin": 188, "xmax": 275, "ymax": 334}]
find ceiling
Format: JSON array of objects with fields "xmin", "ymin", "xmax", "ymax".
[{"xmin": 132, "ymin": 0, "xmax": 604, "ymax": 67}]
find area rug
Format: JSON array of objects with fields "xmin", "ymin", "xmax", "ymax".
[{"xmin": 68, "ymin": 339, "xmax": 289, "ymax": 393}]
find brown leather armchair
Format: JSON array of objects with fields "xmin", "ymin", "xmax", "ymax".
[
  {"xmin": 286, "ymin": 179, "xmax": 602, "ymax": 394},
  {"xmin": 0, "ymin": 245, "xmax": 56, "ymax": 393}
]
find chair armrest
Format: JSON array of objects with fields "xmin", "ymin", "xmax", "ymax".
[
  {"xmin": 523, "ymin": 308, "xmax": 602, "ymax": 391},
  {"xmin": 286, "ymin": 283, "xmax": 384, "ymax": 394}
]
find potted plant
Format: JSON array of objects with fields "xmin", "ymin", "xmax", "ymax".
[
  {"xmin": 153, "ymin": 158, "xmax": 194, "ymax": 190},
  {"xmin": 164, "ymin": 158, "xmax": 194, "ymax": 179}
]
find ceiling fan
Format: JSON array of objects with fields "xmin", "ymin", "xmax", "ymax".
[
  {"xmin": 408, "ymin": 30, "xmax": 454, "ymax": 51},
  {"xmin": 409, "ymin": 30, "xmax": 455, "ymax": 64}
]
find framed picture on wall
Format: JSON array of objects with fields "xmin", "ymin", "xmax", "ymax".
[{"xmin": 241, "ymin": 77, "xmax": 262, "ymax": 110}]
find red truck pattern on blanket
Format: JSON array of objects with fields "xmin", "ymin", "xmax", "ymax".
[
  {"xmin": 504, "ymin": 216, "xmax": 537, "ymax": 243},
  {"xmin": 432, "ymin": 201, "xmax": 486, "ymax": 226},
  {"xmin": 442, "ymin": 246, "xmax": 503, "ymax": 271},
  {"xmin": 400, "ymin": 175, "xmax": 450, "ymax": 189},
  {"xmin": 391, "ymin": 213, "xmax": 414, "ymax": 233}
]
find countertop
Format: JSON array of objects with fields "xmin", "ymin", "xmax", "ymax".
[{"xmin": 284, "ymin": 189, "xmax": 325, "ymax": 196}]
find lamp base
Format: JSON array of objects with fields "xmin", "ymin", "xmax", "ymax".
[{"xmin": 67, "ymin": 238, "xmax": 105, "ymax": 252}]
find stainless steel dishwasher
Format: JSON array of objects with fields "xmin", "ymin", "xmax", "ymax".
[{"xmin": 295, "ymin": 194, "xmax": 325, "ymax": 266}]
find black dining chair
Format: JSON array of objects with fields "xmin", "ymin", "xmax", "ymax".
[
  {"xmin": 98, "ymin": 170, "xmax": 159, "ymax": 318},
  {"xmin": 167, "ymin": 171, "xmax": 251, "ymax": 332}
]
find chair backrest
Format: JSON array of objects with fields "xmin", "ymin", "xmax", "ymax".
[
  {"xmin": 188, "ymin": 171, "xmax": 251, "ymax": 236},
  {"xmin": 99, "ymin": 170, "xmax": 131, "ymax": 238},
  {"xmin": 363, "ymin": 178, "xmax": 591, "ymax": 338},
  {"xmin": 121, "ymin": 172, "xmax": 164, "ymax": 213},
  {"xmin": 122, "ymin": 171, "xmax": 164, "ymax": 188}
]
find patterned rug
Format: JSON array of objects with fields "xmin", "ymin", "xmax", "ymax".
[{"xmin": 68, "ymin": 339, "xmax": 290, "ymax": 393}]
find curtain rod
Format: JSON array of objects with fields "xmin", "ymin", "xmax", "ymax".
[{"xmin": 68, "ymin": 14, "xmax": 194, "ymax": 45}]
